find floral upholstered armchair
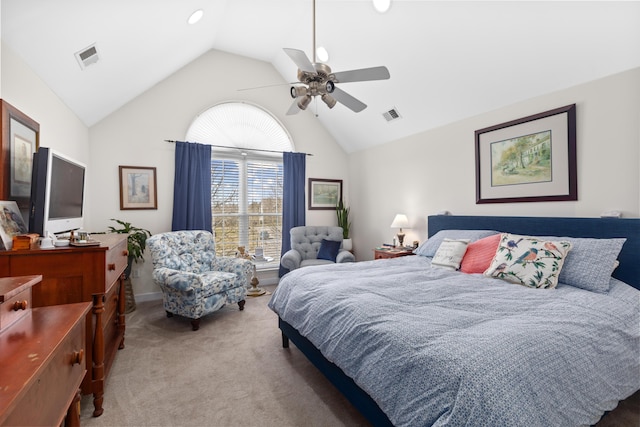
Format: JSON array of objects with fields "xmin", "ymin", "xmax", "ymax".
[
  {"xmin": 147, "ymin": 230, "xmax": 252, "ymax": 331},
  {"xmin": 280, "ymin": 226, "xmax": 355, "ymax": 272}
]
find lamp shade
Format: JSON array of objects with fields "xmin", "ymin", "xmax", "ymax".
[{"xmin": 390, "ymin": 214, "xmax": 409, "ymax": 229}]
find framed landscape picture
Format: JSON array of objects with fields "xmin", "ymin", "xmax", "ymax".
[
  {"xmin": 475, "ymin": 104, "xmax": 577, "ymax": 204},
  {"xmin": 119, "ymin": 166, "xmax": 158, "ymax": 210},
  {"xmin": 308, "ymin": 178, "xmax": 342, "ymax": 210}
]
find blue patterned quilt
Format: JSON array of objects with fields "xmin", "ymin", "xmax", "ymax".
[{"xmin": 268, "ymin": 256, "xmax": 640, "ymax": 426}]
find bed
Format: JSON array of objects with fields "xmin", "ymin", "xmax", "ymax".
[{"xmin": 268, "ymin": 215, "xmax": 640, "ymax": 426}]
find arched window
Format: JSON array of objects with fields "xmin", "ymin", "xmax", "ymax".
[{"xmin": 186, "ymin": 102, "xmax": 293, "ymax": 267}]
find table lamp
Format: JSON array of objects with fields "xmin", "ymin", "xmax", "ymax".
[{"xmin": 390, "ymin": 214, "xmax": 409, "ymax": 247}]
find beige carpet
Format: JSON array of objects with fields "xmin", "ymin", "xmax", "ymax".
[{"xmin": 80, "ymin": 285, "xmax": 639, "ymax": 427}]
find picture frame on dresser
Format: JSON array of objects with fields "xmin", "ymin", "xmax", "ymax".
[
  {"xmin": 0, "ymin": 200, "xmax": 28, "ymax": 250},
  {"xmin": 475, "ymin": 104, "xmax": 577, "ymax": 204},
  {"xmin": 0, "ymin": 100, "xmax": 40, "ymax": 211}
]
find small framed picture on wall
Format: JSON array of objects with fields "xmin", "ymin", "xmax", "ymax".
[
  {"xmin": 308, "ymin": 178, "xmax": 342, "ymax": 210},
  {"xmin": 119, "ymin": 166, "xmax": 157, "ymax": 210}
]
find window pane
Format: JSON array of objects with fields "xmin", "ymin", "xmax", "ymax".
[{"xmin": 212, "ymin": 158, "xmax": 283, "ymax": 262}]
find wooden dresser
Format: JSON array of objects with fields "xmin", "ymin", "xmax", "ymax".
[
  {"xmin": 0, "ymin": 275, "xmax": 92, "ymax": 426},
  {"xmin": 0, "ymin": 233, "xmax": 128, "ymax": 417}
]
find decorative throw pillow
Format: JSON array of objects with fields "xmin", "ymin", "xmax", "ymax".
[
  {"xmin": 414, "ymin": 230, "xmax": 497, "ymax": 257},
  {"xmin": 317, "ymin": 239, "xmax": 341, "ymax": 262},
  {"xmin": 460, "ymin": 233, "xmax": 502, "ymax": 274},
  {"xmin": 431, "ymin": 238, "xmax": 470, "ymax": 270},
  {"xmin": 537, "ymin": 236, "xmax": 626, "ymax": 293},
  {"xmin": 484, "ymin": 233, "xmax": 572, "ymax": 289}
]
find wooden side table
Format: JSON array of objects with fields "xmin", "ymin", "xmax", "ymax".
[{"xmin": 373, "ymin": 248, "xmax": 416, "ymax": 259}]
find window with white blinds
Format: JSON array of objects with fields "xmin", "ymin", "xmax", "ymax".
[
  {"xmin": 185, "ymin": 101, "xmax": 292, "ymax": 267},
  {"xmin": 212, "ymin": 157, "xmax": 283, "ymax": 262}
]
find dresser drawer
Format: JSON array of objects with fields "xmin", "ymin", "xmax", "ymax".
[
  {"xmin": 103, "ymin": 282, "xmax": 120, "ymax": 343},
  {"xmin": 0, "ymin": 276, "xmax": 39, "ymax": 333},
  {"xmin": 105, "ymin": 238, "xmax": 128, "ymax": 288},
  {"xmin": 0, "ymin": 287, "xmax": 31, "ymax": 331},
  {"xmin": 1, "ymin": 304, "xmax": 88, "ymax": 426}
]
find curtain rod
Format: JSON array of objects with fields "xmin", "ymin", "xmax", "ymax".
[{"xmin": 164, "ymin": 140, "xmax": 313, "ymax": 156}]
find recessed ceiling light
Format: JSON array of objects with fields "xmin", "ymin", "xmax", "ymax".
[
  {"xmin": 373, "ymin": 0, "xmax": 391, "ymax": 13},
  {"xmin": 188, "ymin": 9, "xmax": 204, "ymax": 25},
  {"xmin": 316, "ymin": 46, "xmax": 329, "ymax": 62}
]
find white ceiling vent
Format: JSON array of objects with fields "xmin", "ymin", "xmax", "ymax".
[
  {"xmin": 382, "ymin": 107, "xmax": 402, "ymax": 122},
  {"xmin": 75, "ymin": 43, "xmax": 100, "ymax": 70}
]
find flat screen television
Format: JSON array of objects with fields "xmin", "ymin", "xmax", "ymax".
[{"xmin": 29, "ymin": 147, "xmax": 86, "ymax": 236}]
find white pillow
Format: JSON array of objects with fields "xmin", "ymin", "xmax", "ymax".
[
  {"xmin": 414, "ymin": 230, "xmax": 497, "ymax": 257},
  {"xmin": 431, "ymin": 238, "xmax": 470, "ymax": 270},
  {"xmin": 484, "ymin": 233, "xmax": 572, "ymax": 289}
]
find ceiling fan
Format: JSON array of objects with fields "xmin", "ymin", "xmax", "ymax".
[{"xmin": 284, "ymin": 0, "xmax": 390, "ymax": 115}]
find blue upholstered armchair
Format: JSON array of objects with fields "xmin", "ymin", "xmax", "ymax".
[
  {"xmin": 147, "ymin": 230, "xmax": 252, "ymax": 331},
  {"xmin": 280, "ymin": 226, "xmax": 355, "ymax": 272}
]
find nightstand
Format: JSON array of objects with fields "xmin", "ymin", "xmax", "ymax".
[{"xmin": 373, "ymin": 248, "xmax": 416, "ymax": 259}]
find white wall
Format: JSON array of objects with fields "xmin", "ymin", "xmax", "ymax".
[
  {"xmin": 4, "ymin": 38, "xmax": 638, "ymax": 296},
  {"xmin": 88, "ymin": 49, "xmax": 349, "ymax": 297},
  {"xmin": 0, "ymin": 42, "xmax": 90, "ymax": 217},
  {"xmin": 349, "ymin": 67, "xmax": 640, "ymax": 261}
]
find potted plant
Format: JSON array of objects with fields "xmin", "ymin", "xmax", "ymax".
[
  {"xmin": 108, "ymin": 219, "xmax": 151, "ymax": 312},
  {"xmin": 336, "ymin": 199, "xmax": 352, "ymax": 251}
]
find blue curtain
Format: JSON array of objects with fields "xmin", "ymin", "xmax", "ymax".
[
  {"xmin": 279, "ymin": 152, "xmax": 306, "ymax": 277},
  {"xmin": 171, "ymin": 141, "xmax": 212, "ymax": 232}
]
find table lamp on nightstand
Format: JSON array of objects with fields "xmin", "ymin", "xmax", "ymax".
[{"xmin": 390, "ymin": 214, "xmax": 409, "ymax": 247}]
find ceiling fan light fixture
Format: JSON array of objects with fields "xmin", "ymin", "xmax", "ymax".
[
  {"xmin": 188, "ymin": 9, "xmax": 204, "ymax": 25},
  {"xmin": 373, "ymin": 0, "xmax": 391, "ymax": 13},
  {"xmin": 325, "ymin": 80, "xmax": 335, "ymax": 93},
  {"xmin": 297, "ymin": 95, "xmax": 312, "ymax": 110},
  {"xmin": 321, "ymin": 94, "xmax": 337, "ymax": 109},
  {"xmin": 290, "ymin": 86, "xmax": 308, "ymax": 98}
]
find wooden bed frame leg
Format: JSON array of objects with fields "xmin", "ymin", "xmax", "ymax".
[{"xmin": 282, "ymin": 331, "xmax": 289, "ymax": 348}]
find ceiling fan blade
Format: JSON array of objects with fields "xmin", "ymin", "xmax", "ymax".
[
  {"xmin": 286, "ymin": 99, "xmax": 302, "ymax": 115},
  {"xmin": 332, "ymin": 66, "xmax": 390, "ymax": 83},
  {"xmin": 283, "ymin": 48, "xmax": 316, "ymax": 75},
  {"xmin": 331, "ymin": 87, "xmax": 367, "ymax": 113}
]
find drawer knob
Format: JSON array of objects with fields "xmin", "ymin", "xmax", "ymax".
[
  {"xmin": 72, "ymin": 349, "xmax": 84, "ymax": 365},
  {"xmin": 123, "ymin": 250, "xmax": 129, "ymax": 256},
  {"xmin": 13, "ymin": 300, "xmax": 28, "ymax": 311},
  {"xmin": 108, "ymin": 263, "xmax": 116, "ymax": 271}
]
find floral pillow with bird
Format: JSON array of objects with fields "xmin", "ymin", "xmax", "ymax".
[{"xmin": 484, "ymin": 233, "xmax": 572, "ymax": 289}]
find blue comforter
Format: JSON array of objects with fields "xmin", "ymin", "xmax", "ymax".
[{"xmin": 268, "ymin": 256, "xmax": 640, "ymax": 426}]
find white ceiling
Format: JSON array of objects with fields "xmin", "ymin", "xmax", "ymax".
[{"xmin": 2, "ymin": 1, "xmax": 640, "ymax": 153}]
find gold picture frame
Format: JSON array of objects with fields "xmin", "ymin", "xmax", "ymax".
[{"xmin": 119, "ymin": 166, "xmax": 158, "ymax": 210}]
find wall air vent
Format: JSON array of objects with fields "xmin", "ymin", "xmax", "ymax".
[
  {"xmin": 382, "ymin": 107, "xmax": 401, "ymax": 122},
  {"xmin": 75, "ymin": 43, "xmax": 100, "ymax": 70}
]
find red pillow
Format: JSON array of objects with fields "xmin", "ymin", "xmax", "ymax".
[{"xmin": 460, "ymin": 234, "xmax": 501, "ymax": 274}]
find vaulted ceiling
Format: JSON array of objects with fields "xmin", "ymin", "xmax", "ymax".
[{"xmin": 2, "ymin": 1, "xmax": 639, "ymax": 153}]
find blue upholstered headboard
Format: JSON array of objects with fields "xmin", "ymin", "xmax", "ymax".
[{"xmin": 428, "ymin": 215, "xmax": 640, "ymax": 290}]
